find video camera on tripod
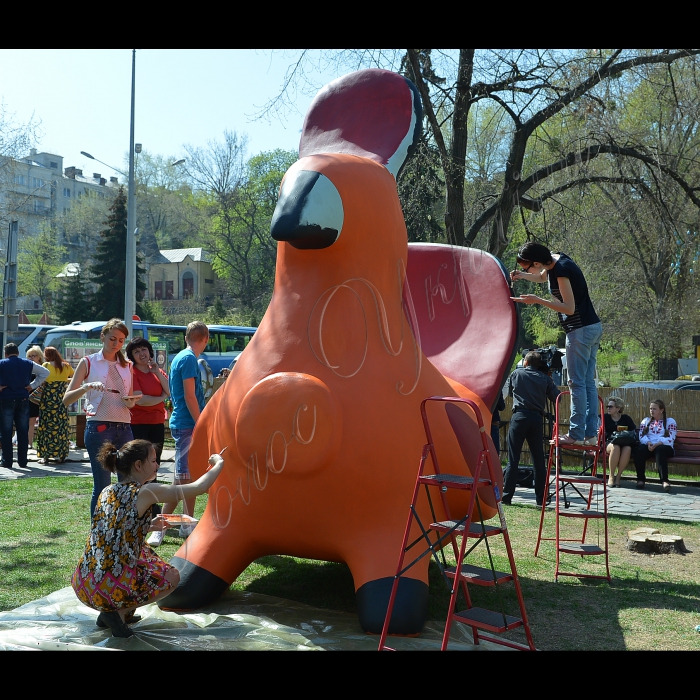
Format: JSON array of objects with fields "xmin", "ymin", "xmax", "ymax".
[{"xmin": 520, "ymin": 345, "xmax": 564, "ymax": 376}]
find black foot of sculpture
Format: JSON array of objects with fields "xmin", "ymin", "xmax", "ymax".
[
  {"xmin": 355, "ymin": 576, "xmax": 428, "ymax": 635},
  {"xmin": 160, "ymin": 556, "xmax": 229, "ymax": 610}
]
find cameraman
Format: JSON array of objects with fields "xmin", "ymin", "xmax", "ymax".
[{"xmin": 502, "ymin": 351, "xmax": 560, "ymax": 506}]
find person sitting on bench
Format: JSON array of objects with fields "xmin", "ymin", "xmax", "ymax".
[{"xmin": 633, "ymin": 398, "xmax": 676, "ymax": 493}]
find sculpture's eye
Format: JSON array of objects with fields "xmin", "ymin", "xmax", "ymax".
[{"xmin": 270, "ymin": 168, "xmax": 344, "ymax": 250}]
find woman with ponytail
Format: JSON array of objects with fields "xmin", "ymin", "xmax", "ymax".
[
  {"xmin": 510, "ymin": 242, "xmax": 603, "ymax": 446},
  {"xmin": 71, "ymin": 438, "xmax": 225, "ymax": 638},
  {"xmin": 63, "ymin": 319, "xmax": 141, "ymax": 516}
]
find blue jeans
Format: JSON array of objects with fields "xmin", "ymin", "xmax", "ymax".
[
  {"xmin": 171, "ymin": 427, "xmax": 194, "ymax": 482},
  {"xmin": 0, "ymin": 398, "xmax": 30, "ymax": 469},
  {"xmin": 84, "ymin": 421, "xmax": 134, "ymax": 516},
  {"xmin": 565, "ymin": 322, "xmax": 603, "ymax": 441}
]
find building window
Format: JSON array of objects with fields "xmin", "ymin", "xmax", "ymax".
[
  {"xmin": 14, "ymin": 175, "xmax": 25, "ymax": 186},
  {"xmin": 34, "ymin": 300, "xmax": 40, "ymax": 309},
  {"xmin": 63, "ymin": 188, "xmax": 71, "ymax": 198},
  {"xmin": 32, "ymin": 177, "xmax": 45, "ymax": 188},
  {"xmin": 50, "ymin": 161, "xmax": 58, "ymax": 169},
  {"xmin": 205, "ymin": 278, "xmax": 214, "ymax": 284},
  {"xmin": 166, "ymin": 281, "xmax": 174, "ymax": 299},
  {"xmin": 155, "ymin": 281, "xmax": 163, "ymax": 300}
]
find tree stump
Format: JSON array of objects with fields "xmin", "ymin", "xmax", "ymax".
[{"xmin": 626, "ymin": 528, "xmax": 688, "ymax": 554}]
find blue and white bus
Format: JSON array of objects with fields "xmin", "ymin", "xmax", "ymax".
[{"xmin": 43, "ymin": 321, "xmax": 256, "ymax": 376}]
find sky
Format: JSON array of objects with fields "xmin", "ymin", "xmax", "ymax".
[{"xmin": 0, "ymin": 49, "xmax": 339, "ymax": 178}]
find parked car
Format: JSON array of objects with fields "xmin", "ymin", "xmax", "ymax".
[{"xmin": 618, "ymin": 379, "xmax": 700, "ymax": 391}]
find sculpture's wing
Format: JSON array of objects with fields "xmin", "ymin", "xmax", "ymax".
[{"xmin": 404, "ymin": 243, "xmax": 520, "ymax": 412}]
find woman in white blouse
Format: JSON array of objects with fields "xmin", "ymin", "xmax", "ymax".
[{"xmin": 633, "ymin": 399, "xmax": 676, "ymax": 492}]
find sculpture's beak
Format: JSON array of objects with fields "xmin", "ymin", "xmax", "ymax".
[{"xmin": 270, "ymin": 168, "xmax": 344, "ymax": 250}]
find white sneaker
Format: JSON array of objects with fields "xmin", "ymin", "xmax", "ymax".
[
  {"xmin": 147, "ymin": 530, "xmax": 164, "ymax": 547},
  {"xmin": 179, "ymin": 523, "xmax": 196, "ymax": 538}
]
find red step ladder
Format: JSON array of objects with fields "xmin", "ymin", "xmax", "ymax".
[
  {"xmin": 378, "ymin": 396, "xmax": 536, "ymax": 651},
  {"xmin": 534, "ymin": 393, "xmax": 611, "ymax": 582}
]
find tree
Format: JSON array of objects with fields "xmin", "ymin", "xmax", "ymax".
[
  {"xmin": 184, "ymin": 134, "xmax": 296, "ymax": 315},
  {"xmin": 17, "ymin": 223, "xmax": 66, "ymax": 312},
  {"xmin": 263, "ymin": 49, "xmax": 700, "ymax": 255},
  {"xmin": 91, "ymin": 186, "xmax": 146, "ymax": 319},
  {"xmin": 133, "ymin": 151, "xmax": 202, "ymax": 256},
  {"xmin": 0, "ymin": 103, "xmax": 41, "ymax": 233},
  {"xmin": 53, "ymin": 265, "xmax": 93, "ymax": 325}
]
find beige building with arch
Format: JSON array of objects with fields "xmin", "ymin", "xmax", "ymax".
[{"xmin": 147, "ymin": 248, "xmax": 218, "ymax": 302}]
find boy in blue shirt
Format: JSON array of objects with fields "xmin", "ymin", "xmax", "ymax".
[{"xmin": 148, "ymin": 321, "xmax": 208, "ymax": 545}]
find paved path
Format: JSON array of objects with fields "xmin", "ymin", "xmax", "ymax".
[
  {"xmin": 507, "ymin": 477, "xmax": 700, "ymax": 522},
  {"xmin": 2, "ymin": 448, "xmax": 700, "ymax": 523},
  {"xmin": 0, "ymin": 446, "xmax": 176, "ymax": 481}
]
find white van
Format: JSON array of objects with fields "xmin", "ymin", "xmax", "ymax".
[{"xmin": 0, "ymin": 324, "xmax": 56, "ymax": 357}]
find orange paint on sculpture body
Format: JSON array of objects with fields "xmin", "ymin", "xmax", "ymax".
[{"xmin": 168, "ymin": 152, "xmax": 502, "ymax": 634}]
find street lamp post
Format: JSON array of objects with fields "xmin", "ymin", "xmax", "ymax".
[
  {"xmin": 125, "ymin": 49, "xmax": 137, "ymax": 338},
  {"xmin": 81, "ymin": 47, "xmax": 184, "ymax": 336}
]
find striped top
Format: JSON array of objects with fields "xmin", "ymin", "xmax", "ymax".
[{"xmin": 91, "ymin": 361, "xmax": 132, "ymax": 423}]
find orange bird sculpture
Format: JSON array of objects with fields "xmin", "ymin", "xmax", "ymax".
[{"xmin": 164, "ymin": 69, "xmax": 518, "ymax": 634}]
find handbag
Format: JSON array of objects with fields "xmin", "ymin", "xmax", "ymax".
[
  {"xmin": 29, "ymin": 384, "xmax": 44, "ymax": 406},
  {"xmin": 611, "ymin": 430, "xmax": 638, "ymax": 447}
]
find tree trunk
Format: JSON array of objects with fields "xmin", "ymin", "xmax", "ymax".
[
  {"xmin": 444, "ymin": 49, "xmax": 473, "ymax": 246},
  {"xmin": 487, "ymin": 126, "xmax": 530, "ymax": 257}
]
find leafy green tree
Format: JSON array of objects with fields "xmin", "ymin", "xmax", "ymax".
[
  {"xmin": 90, "ymin": 186, "xmax": 146, "ymax": 319},
  {"xmin": 17, "ymin": 223, "xmax": 66, "ymax": 312},
  {"xmin": 185, "ymin": 137, "xmax": 296, "ymax": 315}
]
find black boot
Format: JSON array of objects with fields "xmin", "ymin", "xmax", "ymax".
[{"xmin": 95, "ymin": 611, "xmax": 134, "ymax": 637}]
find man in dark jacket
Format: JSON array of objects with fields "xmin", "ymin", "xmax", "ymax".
[
  {"xmin": 0, "ymin": 343, "xmax": 49, "ymax": 469},
  {"xmin": 502, "ymin": 351, "xmax": 560, "ymax": 506}
]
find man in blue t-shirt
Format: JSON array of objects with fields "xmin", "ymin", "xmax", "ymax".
[{"xmin": 148, "ymin": 322, "xmax": 208, "ymax": 546}]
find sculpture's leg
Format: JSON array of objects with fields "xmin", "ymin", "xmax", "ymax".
[
  {"xmin": 346, "ymin": 543, "xmax": 430, "ymax": 635},
  {"xmin": 356, "ymin": 576, "xmax": 429, "ymax": 635}
]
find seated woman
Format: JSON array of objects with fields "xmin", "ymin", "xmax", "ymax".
[
  {"xmin": 604, "ymin": 396, "xmax": 636, "ymax": 488},
  {"xmin": 633, "ymin": 398, "xmax": 676, "ymax": 492}
]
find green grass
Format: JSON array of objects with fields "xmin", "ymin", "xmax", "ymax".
[{"xmin": 1, "ymin": 477, "xmax": 699, "ymax": 649}]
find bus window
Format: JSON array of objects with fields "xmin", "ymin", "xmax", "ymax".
[
  {"xmin": 218, "ymin": 332, "xmax": 253, "ymax": 356},
  {"xmin": 33, "ymin": 328, "xmax": 51, "ymax": 348},
  {"xmin": 204, "ymin": 333, "xmax": 219, "ymax": 354},
  {"xmin": 147, "ymin": 326, "xmax": 186, "ymax": 355},
  {"xmin": 7, "ymin": 328, "xmax": 32, "ymax": 346}
]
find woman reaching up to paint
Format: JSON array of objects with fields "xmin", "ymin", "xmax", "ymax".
[
  {"xmin": 510, "ymin": 242, "xmax": 602, "ymax": 447},
  {"xmin": 71, "ymin": 438, "xmax": 224, "ymax": 638}
]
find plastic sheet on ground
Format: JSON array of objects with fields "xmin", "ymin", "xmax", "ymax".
[{"xmin": 0, "ymin": 586, "xmax": 509, "ymax": 651}]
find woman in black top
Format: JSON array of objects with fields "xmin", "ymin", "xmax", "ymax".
[
  {"xmin": 510, "ymin": 242, "xmax": 603, "ymax": 447},
  {"xmin": 604, "ymin": 396, "xmax": 636, "ymax": 487}
]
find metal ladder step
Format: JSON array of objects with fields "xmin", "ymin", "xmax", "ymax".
[
  {"xmin": 419, "ymin": 473, "xmax": 491, "ymax": 489},
  {"xmin": 430, "ymin": 520, "xmax": 504, "ymax": 537},
  {"xmin": 558, "ymin": 543, "xmax": 605, "ymax": 555},
  {"xmin": 445, "ymin": 564, "xmax": 513, "ymax": 586},
  {"xmin": 557, "ymin": 509, "xmax": 606, "ymax": 519},
  {"xmin": 453, "ymin": 607, "xmax": 523, "ymax": 633}
]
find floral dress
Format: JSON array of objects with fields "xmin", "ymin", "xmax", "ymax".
[
  {"xmin": 72, "ymin": 481, "xmax": 174, "ymax": 611},
  {"xmin": 36, "ymin": 363, "xmax": 74, "ymax": 461}
]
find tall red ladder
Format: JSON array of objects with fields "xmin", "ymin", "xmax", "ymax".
[
  {"xmin": 378, "ymin": 396, "xmax": 536, "ymax": 651},
  {"xmin": 534, "ymin": 392, "xmax": 611, "ymax": 582}
]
